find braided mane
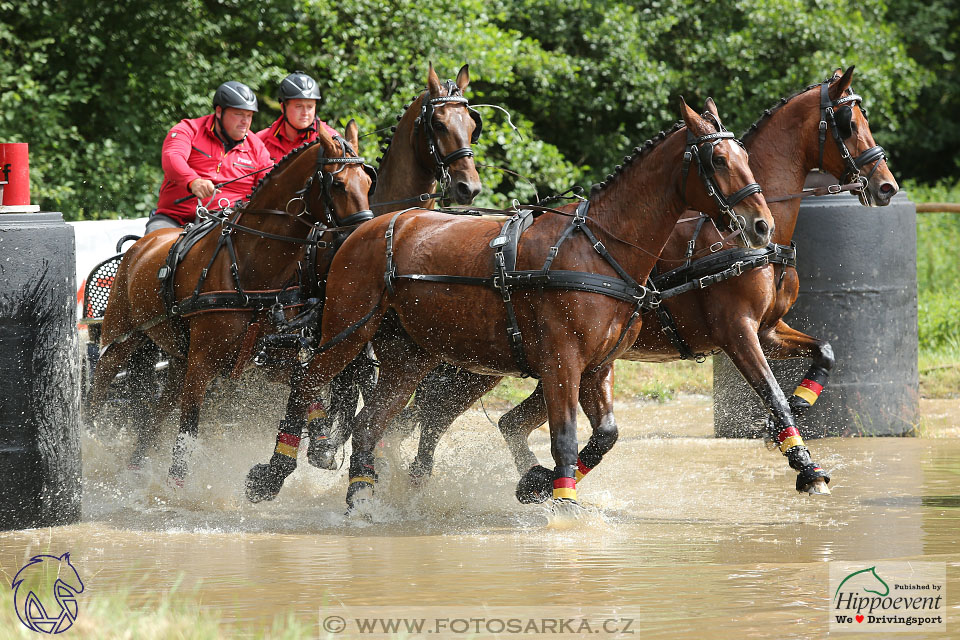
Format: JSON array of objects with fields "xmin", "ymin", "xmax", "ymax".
[
  {"xmin": 247, "ymin": 139, "xmax": 323, "ymax": 199},
  {"xmin": 589, "ymin": 122, "xmax": 685, "ymax": 196},
  {"xmin": 740, "ymin": 72, "xmax": 847, "ymax": 145}
]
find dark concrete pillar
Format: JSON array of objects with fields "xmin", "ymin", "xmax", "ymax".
[{"xmin": 0, "ymin": 212, "xmax": 82, "ymax": 529}]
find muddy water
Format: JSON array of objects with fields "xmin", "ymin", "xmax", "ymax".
[{"xmin": 1, "ymin": 396, "xmax": 958, "ymax": 638}]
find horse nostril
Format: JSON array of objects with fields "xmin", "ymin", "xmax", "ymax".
[
  {"xmin": 880, "ymin": 182, "xmax": 895, "ymax": 194},
  {"xmin": 754, "ymin": 219, "xmax": 769, "ymax": 238}
]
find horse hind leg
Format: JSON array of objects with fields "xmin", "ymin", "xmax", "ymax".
[{"xmin": 408, "ymin": 367, "xmax": 501, "ymax": 483}]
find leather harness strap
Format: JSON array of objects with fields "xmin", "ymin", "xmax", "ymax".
[
  {"xmin": 647, "ymin": 242, "xmax": 798, "ymax": 361},
  {"xmin": 383, "ymin": 201, "xmax": 659, "ymax": 378}
]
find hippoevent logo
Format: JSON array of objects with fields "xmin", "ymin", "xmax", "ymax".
[
  {"xmin": 829, "ymin": 561, "xmax": 945, "ymax": 632},
  {"xmin": 11, "ymin": 553, "xmax": 84, "ymax": 634}
]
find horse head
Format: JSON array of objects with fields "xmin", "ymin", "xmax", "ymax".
[
  {"xmin": 680, "ymin": 97, "xmax": 774, "ymax": 248},
  {"xmin": 247, "ymin": 121, "xmax": 374, "ymax": 228},
  {"xmin": 817, "ymin": 66, "xmax": 898, "ymax": 206},
  {"xmin": 421, "ymin": 62, "xmax": 482, "ymax": 204}
]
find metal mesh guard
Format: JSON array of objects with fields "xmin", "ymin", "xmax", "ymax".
[{"xmin": 82, "ymin": 254, "xmax": 123, "ymax": 320}]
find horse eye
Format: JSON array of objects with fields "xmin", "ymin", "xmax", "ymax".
[
  {"xmin": 331, "ymin": 180, "xmax": 346, "ymax": 191},
  {"xmin": 714, "ymin": 156, "xmax": 727, "ymax": 167},
  {"xmin": 433, "ymin": 121, "xmax": 447, "ymax": 133}
]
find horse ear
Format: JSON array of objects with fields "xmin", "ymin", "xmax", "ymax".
[
  {"xmin": 703, "ymin": 97, "xmax": 720, "ymax": 126},
  {"xmin": 829, "ymin": 65, "xmax": 855, "ymax": 101},
  {"xmin": 679, "ymin": 96, "xmax": 708, "ymax": 136},
  {"xmin": 345, "ymin": 118, "xmax": 360, "ymax": 152},
  {"xmin": 427, "ymin": 62, "xmax": 442, "ymax": 98},
  {"xmin": 456, "ymin": 64, "xmax": 470, "ymax": 92}
]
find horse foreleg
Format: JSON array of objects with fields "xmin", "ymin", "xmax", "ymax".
[
  {"xmin": 128, "ymin": 355, "xmax": 185, "ymax": 469},
  {"xmin": 516, "ymin": 364, "xmax": 581, "ymax": 506},
  {"xmin": 760, "ymin": 319, "xmax": 835, "ymax": 418},
  {"xmin": 87, "ymin": 335, "xmax": 145, "ymax": 422},
  {"xmin": 305, "ymin": 353, "xmax": 368, "ymax": 471},
  {"xmin": 346, "ymin": 336, "xmax": 436, "ymax": 509},
  {"xmin": 408, "ymin": 368, "xmax": 502, "ymax": 482},
  {"xmin": 167, "ymin": 350, "xmax": 218, "ymax": 487},
  {"xmin": 724, "ymin": 323, "xmax": 831, "ymax": 495},
  {"xmin": 245, "ymin": 365, "xmax": 313, "ymax": 503},
  {"xmin": 246, "ymin": 298, "xmax": 387, "ymax": 504},
  {"xmin": 514, "ymin": 365, "xmax": 619, "ymax": 504}
]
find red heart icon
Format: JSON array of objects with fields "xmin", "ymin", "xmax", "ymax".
[{"xmin": 856, "ymin": 615, "xmax": 864, "ymax": 623}]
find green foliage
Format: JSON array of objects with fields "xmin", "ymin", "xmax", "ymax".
[{"xmin": 0, "ymin": 0, "xmax": 954, "ymax": 220}]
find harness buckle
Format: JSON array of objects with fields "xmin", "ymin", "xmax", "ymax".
[
  {"xmin": 592, "ymin": 240, "xmax": 606, "ymax": 254},
  {"xmin": 697, "ymin": 275, "xmax": 713, "ymax": 289},
  {"xmin": 709, "ymin": 241, "xmax": 722, "ymax": 253},
  {"xmin": 731, "ymin": 261, "xmax": 743, "ymax": 277},
  {"xmin": 157, "ymin": 266, "xmax": 170, "ymax": 280},
  {"xmin": 827, "ymin": 183, "xmax": 842, "ymax": 194},
  {"xmin": 819, "ymin": 120, "xmax": 827, "ymax": 133}
]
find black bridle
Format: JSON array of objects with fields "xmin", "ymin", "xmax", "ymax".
[
  {"xmin": 293, "ymin": 135, "xmax": 375, "ymax": 228},
  {"xmin": 818, "ymin": 79, "xmax": 887, "ymax": 195},
  {"xmin": 681, "ymin": 117, "xmax": 763, "ymax": 245},
  {"xmin": 415, "ymin": 81, "xmax": 483, "ymax": 189}
]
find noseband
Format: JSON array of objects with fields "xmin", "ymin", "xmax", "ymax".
[
  {"xmin": 416, "ymin": 81, "xmax": 483, "ymax": 188},
  {"xmin": 818, "ymin": 79, "xmax": 887, "ymax": 190},
  {"xmin": 681, "ymin": 123, "xmax": 763, "ymax": 242}
]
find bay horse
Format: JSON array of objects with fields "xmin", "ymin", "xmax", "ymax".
[
  {"xmin": 406, "ymin": 66, "xmax": 898, "ymax": 499},
  {"xmin": 301, "ymin": 63, "xmax": 484, "ymax": 469},
  {"xmin": 245, "ymin": 97, "xmax": 775, "ymax": 508},
  {"xmin": 88, "ymin": 123, "xmax": 374, "ymax": 485}
]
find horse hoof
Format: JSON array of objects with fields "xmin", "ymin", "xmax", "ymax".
[
  {"xmin": 802, "ymin": 478, "xmax": 832, "ymax": 495},
  {"xmin": 307, "ymin": 443, "xmax": 339, "ymax": 470},
  {"xmin": 245, "ymin": 463, "xmax": 284, "ymax": 503},
  {"xmin": 346, "ymin": 478, "xmax": 374, "ymax": 509},
  {"xmin": 408, "ymin": 458, "xmax": 432, "ymax": 487},
  {"xmin": 516, "ymin": 465, "xmax": 553, "ymax": 504}
]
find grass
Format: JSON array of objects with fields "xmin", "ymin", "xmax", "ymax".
[
  {"xmin": 483, "ymin": 358, "xmax": 713, "ymax": 410},
  {"xmin": 480, "ymin": 344, "xmax": 957, "ymax": 411}
]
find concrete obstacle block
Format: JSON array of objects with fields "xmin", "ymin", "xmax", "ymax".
[{"xmin": 0, "ymin": 212, "xmax": 82, "ymax": 529}]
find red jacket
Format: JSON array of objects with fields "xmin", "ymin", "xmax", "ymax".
[
  {"xmin": 256, "ymin": 116, "xmax": 340, "ymax": 163},
  {"xmin": 156, "ymin": 114, "xmax": 273, "ymax": 225}
]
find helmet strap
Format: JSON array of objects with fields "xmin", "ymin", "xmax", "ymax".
[{"xmin": 214, "ymin": 114, "xmax": 243, "ymax": 151}]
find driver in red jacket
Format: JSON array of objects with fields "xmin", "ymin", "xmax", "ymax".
[
  {"xmin": 146, "ymin": 81, "xmax": 273, "ymax": 234},
  {"xmin": 256, "ymin": 71, "xmax": 339, "ymax": 163}
]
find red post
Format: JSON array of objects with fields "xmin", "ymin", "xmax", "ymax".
[{"xmin": 0, "ymin": 143, "xmax": 31, "ymax": 206}]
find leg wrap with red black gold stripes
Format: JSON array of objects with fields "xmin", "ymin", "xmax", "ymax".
[
  {"xmin": 789, "ymin": 365, "xmax": 829, "ymax": 416},
  {"xmin": 768, "ymin": 422, "xmax": 830, "ymax": 491},
  {"xmin": 553, "ymin": 465, "xmax": 577, "ymax": 501},
  {"xmin": 346, "ymin": 450, "xmax": 377, "ymax": 507}
]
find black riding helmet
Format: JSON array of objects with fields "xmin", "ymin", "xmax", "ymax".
[
  {"xmin": 279, "ymin": 71, "xmax": 322, "ymax": 102},
  {"xmin": 213, "ymin": 81, "xmax": 259, "ymax": 112}
]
